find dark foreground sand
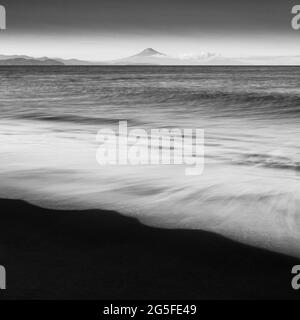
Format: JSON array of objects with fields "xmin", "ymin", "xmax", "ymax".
[{"xmin": 0, "ymin": 199, "xmax": 299, "ymax": 300}]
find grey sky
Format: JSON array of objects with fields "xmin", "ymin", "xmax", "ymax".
[{"xmin": 0, "ymin": 0, "xmax": 299, "ymax": 60}]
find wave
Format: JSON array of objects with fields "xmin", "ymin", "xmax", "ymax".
[
  {"xmin": 233, "ymin": 153, "xmax": 300, "ymax": 172},
  {"xmin": 8, "ymin": 113, "xmax": 140, "ymax": 126}
]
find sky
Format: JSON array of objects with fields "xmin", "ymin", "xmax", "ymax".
[{"xmin": 0, "ymin": 0, "xmax": 299, "ymax": 60}]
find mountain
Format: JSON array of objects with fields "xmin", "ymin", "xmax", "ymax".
[
  {"xmin": 109, "ymin": 48, "xmax": 167, "ymax": 65},
  {"xmin": 0, "ymin": 57, "xmax": 64, "ymax": 66},
  {"xmin": 134, "ymin": 48, "xmax": 166, "ymax": 57},
  {"xmin": 108, "ymin": 48, "xmax": 300, "ymax": 65},
  {"xmin": 0, "ymin": 54, "xmax": 107, "ymax": 65},
  {"xmin": 54, "ymin": 58, "xmax": 106, "ymax": 65},
  {"xmin": 0, "ymin": 54, "xmax": 34, "ymax": 60},
  {"xmin": 108, "ymin": 48, "xmax": 246, "ymax": 65}
]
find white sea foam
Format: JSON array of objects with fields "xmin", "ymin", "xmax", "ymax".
[{"xmin": 0, "ymin": 117, "xmax": 299, "ymax": 258}]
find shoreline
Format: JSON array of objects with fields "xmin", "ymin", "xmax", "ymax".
[{"xmin": 0, "ymin": 198, "xmax": 299, "ymax": 300}]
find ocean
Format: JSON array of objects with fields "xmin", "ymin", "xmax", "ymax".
[{"xmin": 0, "ymin": 66, "xmax": 299, "ymax": 257}]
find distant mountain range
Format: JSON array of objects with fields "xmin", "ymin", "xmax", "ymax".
[
  {"xmin": 0, "ymin": 55, "xmax": 104, "ymax": 65},
  {"xmin": 0, "ymin": 49, "xmax": 300, "ymax": 65},
  {"xmin": 0, "ymin": 57, "xmax": 64, "ymax": 66}
]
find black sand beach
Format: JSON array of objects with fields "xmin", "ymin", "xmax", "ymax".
[{"xmin": 0, "ymin": 199, "xmax": 299, "ymax": 300}]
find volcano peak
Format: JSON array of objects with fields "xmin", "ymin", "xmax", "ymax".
[{"xmin": 135, "ymin": 48, "xmax": 165, "ymax": 57}]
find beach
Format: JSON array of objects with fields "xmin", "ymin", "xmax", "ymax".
[
  {"xmin": 0, "ymin": 66, "xmax": 300, "ymax": 300},
  {"xmin": 0, "ymin": 198, "xmax": 299, "ymax": 300}
]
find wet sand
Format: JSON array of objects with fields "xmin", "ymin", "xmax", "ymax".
[{"xmin": 0, "ymin": 199, "xmax": 299, "ymax": 300}]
